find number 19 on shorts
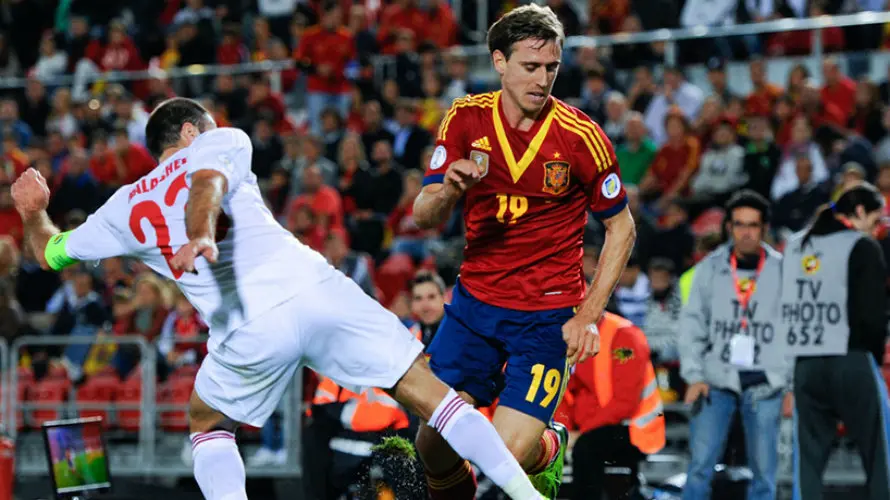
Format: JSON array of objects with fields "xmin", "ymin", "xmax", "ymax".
[{"xmin": 525, "ymin": 364, "xmax": 562, "ymax": 408}]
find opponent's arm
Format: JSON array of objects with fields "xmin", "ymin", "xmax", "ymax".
[{"xmin": 576, "ymin": 206, "xmax": 635, "ymax": 326}]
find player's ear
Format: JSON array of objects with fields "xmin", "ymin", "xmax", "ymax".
[{"xmin": 492, "ymin": 50, "xmax": 507, "ymax": 75}]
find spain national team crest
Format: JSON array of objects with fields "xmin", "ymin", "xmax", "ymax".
[
  {"xmin": 543, "ymin": 161, "xmax": 571, "ymax": 195},
  {"xmin": 802, "ymin": 255, "xmax": 821, "ymax": 275},
  {"xmin": 469, "ymin": 150, "xmax": 490, "ymax": 178}
]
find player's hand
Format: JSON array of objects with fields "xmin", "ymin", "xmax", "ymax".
[
  {"xmin": 170, "ymin": 237, "xmax": 218, "ymax": 274},
  {"xmin": 684, "ymin": 382, "xmax": 710, "ymax": 405},
  {"xmin": 444, "ymin": 159, "xmax": 483, "ymax": 194},
  {"xmin": 10, "ymin": 168, "xmax": 50, "ymax": 218},
  {"xmin": 562, "ymin": 316, "xmax": 600, "ymax": 366}
]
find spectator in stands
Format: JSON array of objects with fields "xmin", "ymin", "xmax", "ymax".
[
  {"xmin": 627, "ymin": 65, "xmax": 657, "ymax": 115},
  {"xmin": 0, "ymin": 182, "xmax": 23, "ymax": 246},
  {"xmin": 850, "ymin": 79, "xmax": 885, "ymax": 146},
  {"xmin": 287, "ymin": 135, "xmax": 338, "ymax": 195},
  {"xmin": 320, "ymin": 108, "xmax": 345, "ymax": 163},
  {"xmin": 409, "ymin": 271, "xmax": 446, "ymax": 348},
  {"xmin": 745, "ymin": 58, "xmax": 783, "ymax": 117},
  {"xmin": 111, "ymin": 273, "xmax": 170, "ymax": 378},
  {"xmin": 47, "ymin": 89, "xmax": 78, "ymax": 140},
  {"xmin": 33, "ymin": 33, "xmax": 67, "ymax": 84},
  {"xmin": 289, "ymin": 163, "xmax": 344, "ymax": 231},
  {"xmin": 325, "ymin": 227, "xmax": 377, "ymax": 298},
  {"xmin": 641, "ymin": 112, "xmax": 700, "ymax": 209},
  {"xmin": 441, "ymin": 49, "xmax": 472, "ymax": 103},
  {"xmin": 556, "ymin": 311, "xmax": 665, "ymax": 500},
  {"xmin": 692, "ymin": 95, "xmax": 722, "ymax": 148},
  {"xmin": 0, "ymin": 34, "xmax": 21, "ymax": 78},
  {"xmin": 52, "ymin": 265, "xmax": 107, "ymax": 382},
  {"xmin": 389, "ymin": 170, "xmax": 437, "ymax": 263},
  {"xmin": 110, "ymin": 93, "xmax": 149, "ymax": 147},
  {"xmin": 157, "ymin": 288, "xmax": 207, "ymax": 373},
  {"xmin": 290, "ymin": 203, "xmax": 326, "ymax": 252},
  {"xmin": 679, "ymin": 191, "xmax": 787, "ymax": 500},
  {"xmin": 337, "ymin": 132, "xmax": 370, "ymax": 210},
  {"xmin": 111, "ymin": 126, "xmax": 155, "ymax": 183},
  {"xmin": 251, "ymin": 116, "xmax": 284, "ymax": 180},
  {"xmin": 773, "ymin": 155, "xmax": 830, "ymax": 236},
  {"xmin": 651, "ymin": 199, "xmax": 695, "ymax": 274},
  {"xmin": 772, "ymin": 116, "xmax": 828, "ymax": 200},
  {"xmin": 0, "ymin": 236, "xmax": 17, "ymax": 279},
  {"xmin": 361, "ymin": 100, "xmax": 395, "ymax": 155},
  {"xmin": 391, "ymin": 100, "xmax": 432, "ymax": 170},
  {"xmin": 580, "ymin": 68, "xmax": 610, "ymax": 124},
  {"xmin": 645, "ymin": 66, "xmax": 703, "ymax": 146},
  {"xmin": 214, "ymin": 74, "xmax": 249, "ymax": 126},
  {"xmin": 295, "ymin": 1, "xmax": 355, "ymax": 134},
  {"xmin": 743, "ymin": 113, "xmax": 782, "ymax": 200},
  {"xmin": 610, "ymin": 17, "xmax": 660, "ymax": 71},
  {"xmin": 348, "ymin": 139, "xmax": 403, "ymax": 256},
  {"xmin": 615, "ymin": 111, "xmax": 655, "ymax": 187},
  {"xmin": 21, "ymin": 79, "xmax": 51, "ymax": 139},
  {"xmin": 688, "ymin": 119, "xmax": 747, "ymax": 215},
  {"xmin": 822, "ymin": 57, "xmax": 857, "ymax": 120},
  {"xmin": 705, "ymin": 58, "xmax": 733, "ymax": 104},
  {"xmin": 603, "ymin": 92, "xmax": 629, "ymax": 145},
  {"xmin": 614, "ymin": 254, "xmax": 649, "ymax": 327},
  {"xmin": 643, "ymin": 258, "xmax": 682, "ymax": 363},
  {"xmin": 798, "ymin": 79, "xmax": 847, "ymax": 130},
  {"xmin": 47, "ymin": 149, "xmax": 100, "ymax": 219},
  {"xmin": 0, "ymin": 99, "xmax": 33, "ymax": 148}
]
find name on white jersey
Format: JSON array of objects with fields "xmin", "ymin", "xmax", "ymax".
[{"xmin": 128, "ymin": 157, "xmax": 189, "ymax": 202}]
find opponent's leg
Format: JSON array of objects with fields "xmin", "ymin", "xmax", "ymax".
[
  {"xmin": 388, "ymin": 355, "xmax": 544, "ymax": 500},
  {"xmin": 415, "ymin": 393, "xmax": 478, "ymax": 500},
  {"xmin": 188, "ymin": 390, "xmax": 246, "ymax": 500}
]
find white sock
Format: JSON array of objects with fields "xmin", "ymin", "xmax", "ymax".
[
  {"xmin": 190, "ymin": 431, "xmax": 248, "ymax": 500},
  {"xmin": 429, "ymin": 390, "xmax": 542, "ymax": 500}
]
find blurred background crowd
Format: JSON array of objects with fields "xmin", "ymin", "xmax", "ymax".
[{"xmin": 1, "ymin": 0, "xmax": 890, "ymax": 497}]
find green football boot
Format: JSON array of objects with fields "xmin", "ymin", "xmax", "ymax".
[{"xmin": 529, "ymin": 422, "xmax": 569, "ymax": 499}]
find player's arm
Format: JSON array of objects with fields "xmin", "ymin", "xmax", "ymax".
[
  {"xmin": 170, "ymin": 128, "xmax": 252, "ymax": 273},
  {"xmin": 413, "ymin": 99, "xmax": 476, "ymax": 229},
  {"xmin": 12, "ymin": 168, "xmax": 127, "ymax": 271},
  {"xmin": 564, "ymin": 112, "xmax": 635, "ymax": 364}
]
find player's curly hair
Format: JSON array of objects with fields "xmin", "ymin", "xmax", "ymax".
[
  {"xmin": 145, "ymin": 97, "xmax": 213, "ymax": 160},
  {"xmin": 487, "ymin": 4, "xmax": 565, "ymax": 60}
]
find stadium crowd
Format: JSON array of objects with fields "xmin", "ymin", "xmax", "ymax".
[{"xmin": 2, "ymin": 0, "xmax": 890, "ymax": 497}]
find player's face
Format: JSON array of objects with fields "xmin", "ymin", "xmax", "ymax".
[
  {"xmin": 494, "ymin": 38, "xmax": 561, "ymax": 116},
  {"xmin": 411, "ymin": 283, "xmax": 445, "ymax": 325}
]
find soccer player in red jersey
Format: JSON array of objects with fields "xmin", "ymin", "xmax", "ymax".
[{"xmin": 412, "ymin": 4, "xmax": 636, "ymax": 499}]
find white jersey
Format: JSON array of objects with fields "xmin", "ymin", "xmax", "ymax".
[{"xmin": 62, "ymin": 127, "xmax": 335, "ymax": 335}]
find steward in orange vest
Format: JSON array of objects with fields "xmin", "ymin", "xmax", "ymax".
[{"xmin": 555, "ymin": 312, "xmax": 665, "ymax": 500}]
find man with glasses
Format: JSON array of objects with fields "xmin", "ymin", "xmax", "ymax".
[{"xmin": 678, "ymin": 190, "xmax": 791, "ymax": 500}]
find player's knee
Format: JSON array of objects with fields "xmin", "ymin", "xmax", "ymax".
[{"xmin": 188, "ymin": 390, "xmax": 233, "ymax": 433}]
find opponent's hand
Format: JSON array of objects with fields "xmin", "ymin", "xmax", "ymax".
[
  {"xmin": 10, "ymin": 168, "xmax": 50, "ymax": 218},
  {"xmin": 444, "ymin": 159, "xmax": 483, "ymax": 194},
  {"xmin": 170, "ymin": 237, "xmax": 218, "ymax": 273},
  {"xmin": 684, "ymin": 382, "xmax": 709, "ymax": 405},
  {"xmin": 562, "ymin": 316, "xmax": 600, "ymax": 366}
]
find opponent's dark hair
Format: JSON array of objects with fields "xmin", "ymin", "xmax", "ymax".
[
  {"xmin": 725, "ymin": 189, "xmax": 771, "ymax": 225},
  {"xmin": 802, "ymin": 182, "xmax": 884, "ymax": 246},
  {"xmin": 487, "ymin": 4, "xmax": 564, "ymax": 60},
  {"xmin": 144, "ymin": 97, "xmax": 211, "ymax": 160}
]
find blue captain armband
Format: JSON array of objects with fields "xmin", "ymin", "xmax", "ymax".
[{"xmin": 44, "ymin": 231, "xmax": 78, "ymax": 271}]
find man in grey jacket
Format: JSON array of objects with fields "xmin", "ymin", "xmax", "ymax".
[{"xmin": 679, "ymin": 190, "xmax": 791, "ymax": 500}]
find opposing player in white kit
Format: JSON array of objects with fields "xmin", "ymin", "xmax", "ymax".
[{"xmin": 11, "ymin": 98, "xmax": 546, "ymax": 500}]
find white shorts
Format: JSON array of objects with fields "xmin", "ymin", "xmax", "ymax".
[{"xmin": 193, "ymin": 271, "xmax": 425, "ymax": 427}]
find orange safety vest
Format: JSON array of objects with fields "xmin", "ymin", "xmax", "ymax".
[
  {"xmin": 593, "ymin": 313, "xmax": 666, "ymax": 455},
  {"xmin": 313, "ymin": 377, "xmax": 410, "ymax": 433}
]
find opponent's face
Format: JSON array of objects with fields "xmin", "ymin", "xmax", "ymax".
[
  {"xmin": 411, "ymin": 282, "xmax": 445, "ymax": 325},
  {"xmin": 494, "ymin": 38, "xmax": 561, "ymax": 116},
  {"xmin": 729, "ymin": 207, "xmax": 764, "ymax": 256}
]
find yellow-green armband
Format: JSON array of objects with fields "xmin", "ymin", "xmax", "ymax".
[{"xmin": 44, "ymin": 231, "xmax": 78, "ymax": 271}]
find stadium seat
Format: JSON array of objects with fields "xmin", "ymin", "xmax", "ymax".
[
  {"xmin": 7, "ymin": 366, "xmax": 33, "ymax": 431},
  {"xmin": 28, "ymin": 375, "xmax": 70, "ymax": 427},
  {"xmin": 116, "ymin": 367, "xmax": 143, "ymax": 432},
  {"xmin": 75, "ymin": 368, "xmax": 119, "ymax": 429},
  {"xmin": 377, "ymin": 254, "xmax": 416, "ymax": 306},
  {"xmin": 159, "ymin": 367, "xmax": 197, "ymax": 432}
]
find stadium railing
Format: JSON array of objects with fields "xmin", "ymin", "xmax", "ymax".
[
  {"xmin": 0, "ymin": 12, "xmax": 887, "ymax": 93},
  {"xmin": 5, "ymin": 335, "xmax": 303, "ymax": 478}
]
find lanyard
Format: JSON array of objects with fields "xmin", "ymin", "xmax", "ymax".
[{"xmin": 730, "ymin": 248, "xmax": 765, "ymax": 330}]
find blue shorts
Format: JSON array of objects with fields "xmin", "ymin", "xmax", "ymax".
[{"xmin": 427, "ymin": 280, "xmax": 573, "ymax": 423}]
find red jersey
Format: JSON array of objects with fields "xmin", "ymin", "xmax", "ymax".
[
  {"xmin": 294, "ymin": 26, "xmax": 355, "ymax": 94},
  {"xmin": 424, "ymin": 92, "xmax": 627, "ymax": 311}
]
